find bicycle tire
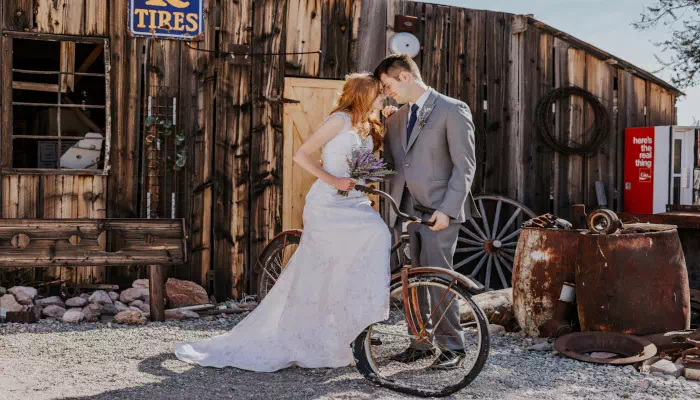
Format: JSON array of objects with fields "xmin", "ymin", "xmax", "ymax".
[
  {"xmin": 256, "ymin": 231, "xmax": 302, "ymax": 301},
  {"xmin": 352, "ymin": 275, "xmax": 490, "ymax": 398}
]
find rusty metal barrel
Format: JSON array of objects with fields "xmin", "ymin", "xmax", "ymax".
[
  {"xmin": 512, "ymin": 228, "xmax": 581, "ymax": 337},
  {"xmin": 576, "ymin": 226, "xmax": 691, "ymax": 336}
]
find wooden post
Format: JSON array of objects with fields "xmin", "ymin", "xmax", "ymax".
[{"xmin": 149, "ymin": 264, "xmax": 165, "ymax": 321}]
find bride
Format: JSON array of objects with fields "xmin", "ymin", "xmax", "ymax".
[{"xmin": 172, "ymin": 73, "xmax": 392, "ymax": 372}]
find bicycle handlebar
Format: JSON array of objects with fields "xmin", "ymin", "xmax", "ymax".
[{"xmin": 354, "ymin": 184, "xmax": 435, "ymax": 227}]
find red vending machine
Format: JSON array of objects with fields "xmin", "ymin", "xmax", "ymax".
[{"xmin": 624, "ymin": 126, "xmax": 700, "ymax": 214}]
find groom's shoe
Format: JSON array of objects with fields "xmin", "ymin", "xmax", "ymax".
[
  {"xmin": 390, "ymin": 347, "xmax": 437, "ymax": 363},
  {"xmin": 429, "ymin": 349, "xmax": 466, "ymax": 370}
]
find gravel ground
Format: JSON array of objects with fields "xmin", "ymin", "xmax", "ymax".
[{"xmin": 1, "ymin": 316, "xmax": 699, "ymax": 400}]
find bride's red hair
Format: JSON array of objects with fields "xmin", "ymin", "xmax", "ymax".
[{"xmin": 330, "ymin": 72, "xmax": 384, "ymax": 150}]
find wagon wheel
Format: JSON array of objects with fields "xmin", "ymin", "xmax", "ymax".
[{"xmin": 453, "ymin": 195, "xmax": 536, "ymax": 291}]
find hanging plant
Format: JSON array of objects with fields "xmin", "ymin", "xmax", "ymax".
[
  {"xmin": 175, "ymin": 130, "xmax": 185, "ymax": 146},
  {"xmin": 145, "ymin": 115, "xmax": 158, "ymax": 128}
]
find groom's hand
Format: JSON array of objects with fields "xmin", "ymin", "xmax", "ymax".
[{"xmin": 428, "ymin": 211, "xmax": 450, "ymax": 231}]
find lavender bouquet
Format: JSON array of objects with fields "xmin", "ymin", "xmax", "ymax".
[{"xmin": 338, "ymin": 147, "xmax": 395, "ymax": 197}]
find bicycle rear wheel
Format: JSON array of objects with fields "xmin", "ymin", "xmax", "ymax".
[
  {"xmin": 256, "ymin": 231, "xmax": 302, "ymax": 301},
  {"xmin": 352, "ymin": 275, "xmax": 489, "ymax": 397}
]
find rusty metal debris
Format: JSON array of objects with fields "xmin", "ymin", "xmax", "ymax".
[
  {"xmin": 587, "ymin": 209, "xmax": 622, "ymax": 234},
  {"xmin": 682, "ymin": 338, "xmax": 700, "ymax": 365},
  {"xmin": 554, "ymin": 332, "xmax": 658, "ymax": 365},
  {"xmin": 523, "ymin": 213, "xmax": 573, "ymax": 230}
]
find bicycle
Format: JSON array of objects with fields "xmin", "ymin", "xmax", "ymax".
[{"xmin": 255, "ymin": 185, "xmax": 490, "ymax": 397}]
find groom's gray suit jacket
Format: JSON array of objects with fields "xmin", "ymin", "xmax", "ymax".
[{"xmin": 383, "ymin": 89, "xmax": 479, "ymax": 227}]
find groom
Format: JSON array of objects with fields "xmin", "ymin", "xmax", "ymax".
[{"xmin": 374, "ymin": 54, "xmax": 479, "ymax": 370}]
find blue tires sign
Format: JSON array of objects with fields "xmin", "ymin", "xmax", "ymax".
[{"xmin": 129, "ymin": 0, "xmax": 204, "ymax": 40}]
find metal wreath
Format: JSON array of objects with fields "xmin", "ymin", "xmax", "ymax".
[{"xmin": 535, "ymin": 86, "xmax": 611, "ymax": 156}]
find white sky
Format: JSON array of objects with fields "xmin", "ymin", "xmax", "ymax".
[{"xmin": 431, "ymin": 0, "xmax": 698, "ymax": 125}]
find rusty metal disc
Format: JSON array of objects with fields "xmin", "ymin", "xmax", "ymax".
[{"xmin": 554, "ymin": 332, "xmax": 657, "ymax": 365}]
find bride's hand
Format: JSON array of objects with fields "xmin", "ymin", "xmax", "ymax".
[
  {"xmin": 382, "ymin": 106, "xmax": 398, "ymax": 118},
  {"xmin": 333, "ymin": 177, "xmax": 356, "ymax": 191}
]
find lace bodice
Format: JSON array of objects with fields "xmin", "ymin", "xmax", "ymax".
[{"xmin": 321, "ymin": 112, "xmax": 374, "ymax": 179}]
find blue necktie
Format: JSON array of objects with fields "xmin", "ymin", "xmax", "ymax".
[{"xmin": 407, "ymin": 104, "xmax": 419, "ymax": 142}]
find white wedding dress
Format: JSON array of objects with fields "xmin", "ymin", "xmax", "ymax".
[{"xmin": 173, "ymin": 112, "xmax": 391, "ymax": 372}]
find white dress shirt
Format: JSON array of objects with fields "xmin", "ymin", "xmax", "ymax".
[{"xmin": 407, "ymin": 89, "xmax": 431, "ymax": 128}]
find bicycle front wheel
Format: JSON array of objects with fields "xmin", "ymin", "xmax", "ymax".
[{"xmin": 352, "ymin": 275, "xmax": 490, "ymax": 398}]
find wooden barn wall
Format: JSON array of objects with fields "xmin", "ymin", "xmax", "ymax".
[{"xmin": 0, "ymin": 0, "xmax": 681, "ymax": 296}]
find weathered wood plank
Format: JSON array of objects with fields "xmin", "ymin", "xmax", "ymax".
[
  {"xmin": 1, "ymin": 174, "xmax": 37, "ymax": 218},
  {"xmin": 60, "ymin": 41, "xmax": 75, "ymax": 93},
  {"xmin": 584, "ymin": 55, "xmax": 614, "ymax": 210},
  {"xmin": 615, "ymin": 70, "xmax": 626, "ymax": 211},
  {"xmin": 3, "ymin": 0, "xmax": 33, "ymax": 30},
  {"xmin": 320, "ymin": 0, "xmax": 355, "ymax": 79},
  {"xmin": 214, "ymin": 0, "xmax": 250, "ymax": 297},
  {"xmin": 467, "ymin": 9, "xmax": 486, "ymax": 193},
  {"xmin": 552, "ymin": 38, "xmax": 571, "ymax": 218},
  {"xmin": 484, "ymin": 11, "xmax": 509, "ymax": 197},
  {"xmin": 354, "ymin": 0, "xmax": 387, "ymax": 73},
  {"xmin": 35, "ymin": 0, "xmax": 86, "ymax": 35},
  {"xmin": 85, "ymin": 0, "xmax": 109, "ymax": 36},
  {"xmin": 0, "ymin": 218, "xmax": 186, "ymax": 267},
  {"xmin": 421, "ymin": 5, "xmax": 448, "ymax": 92},
  {"xmin": 566, "ymin": 47, "xmax": 586, "ymax": 213},
  {"xmin": 1, "ymin": 34, "xmax": 11, "ymax": 169},
  {"xmin": 250, "ymin": 0, "xmax": 285, "ymax": 296},
  {"xmin": 522, "ymin": 29, "xmax": 555, "ymax": 214},
  {"xmin": 285, "ymin": 0, "xmax": 321, "ymax": 77}
]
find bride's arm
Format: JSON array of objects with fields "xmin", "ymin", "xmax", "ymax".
[{"xmin": 293, "ymin": 114, "xmax": 355, "ymax": 191}]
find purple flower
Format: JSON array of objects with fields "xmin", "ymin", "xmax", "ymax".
[{"xmin": 337, "ymin": 147, "xmax": 395, "ymax": 197}]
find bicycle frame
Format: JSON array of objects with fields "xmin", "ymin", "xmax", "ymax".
[{"xmin": 354, "ymin": 185, "xmax": 485, "ymax": 342}]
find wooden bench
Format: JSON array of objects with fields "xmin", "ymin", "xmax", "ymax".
[{"xmin": 0, "ymin": 218, "xmax": 187, "ymax": 321}]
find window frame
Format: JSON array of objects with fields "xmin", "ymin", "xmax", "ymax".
[{"xmin": 0, "ymin": 31, "xmax": 111, "ymax": 176}]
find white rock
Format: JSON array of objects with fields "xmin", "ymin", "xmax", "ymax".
[
  {"xmin": 129, "ymin": 300, "xmax": 144, "ymax": 308},
  {"xmin": 623, "ymin": 366, "xmax": 638, "ymax": 374},
  {"xmin": 139, "ymin": 303, "xmax": 150, "ymax": 314},
  {"xmin": 62, "ymin": 308, "xmax": 84, "ymax": 323},
  {"xmin": 487, "ymin": 324, "xmax": 506, "ymax": 336},
  {"xmin": 113, "ymin": 301, "xmax": 129, "ymax": 313},
  {"xmin": 89, "ymin": 290, "xmax": 113, "ymax": 305},
  {"xmin": 132, "ymin": 279, "xmax": 149, "ymax": 289},
  {"xmin": 80, "ymin": 293, "xmax": 90, "ymax": 300},
  {"xmin": 0, "ymin": 287, "xmax": 6, "ymax": 295},
  {"xmin": 65, "ymin": 297, "xmax": 88, "ymax": 308},
  {"xmin": 8, "ymin": 287, "xmax": 37, "ymax": 305},
  {"xmin": 108, "ymin": 292, "xmax": 119, "ymax": 302},
  {"xmin": 82, "ymin": 304, "xmax": 102, "ymax": 322},
  {"xmin": 119, "ymin": 288, "xmax": 148, "ymax": 304},
  {"xmin": 114, "ymin": 311, "xmax": 146, "ymax": 325},
  {"xmin": 650, "ymin": 359, "xmax": 685, "ymax": 378},
  {"xmin": 42, "ymin": 305, "xmax": 66, "ymax": 319},
  {"xmin": 35, "ymin": 296, "xmax": 65, "ymax": 308},
  {"xmin": 636, "ymin": 380, "xmax": 651, "ymax": 390},
  {"xmin": 528, "ymin": 342, "xmax": 553, "ymax": 352},
  {"xmin": 0, "ymin": 294, "xmax": 24, "ymax": 313},
  {"xmin": 180, "ymin": 310, "xmax": 200, "ymax": 319}
]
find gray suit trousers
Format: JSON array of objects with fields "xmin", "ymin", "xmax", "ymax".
[{"xmin": 395, "ymin": 186, "xmax": 465, "ymax": 351}]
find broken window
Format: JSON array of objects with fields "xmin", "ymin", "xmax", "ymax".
[{"xmin": 8, "ymin": 34, "xmax": 110, "ymax": 173}]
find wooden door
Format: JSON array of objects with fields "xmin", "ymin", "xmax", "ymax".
[{"xmin": 283, "ymin": 78, "xmax": 379, "ymax": 231}]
